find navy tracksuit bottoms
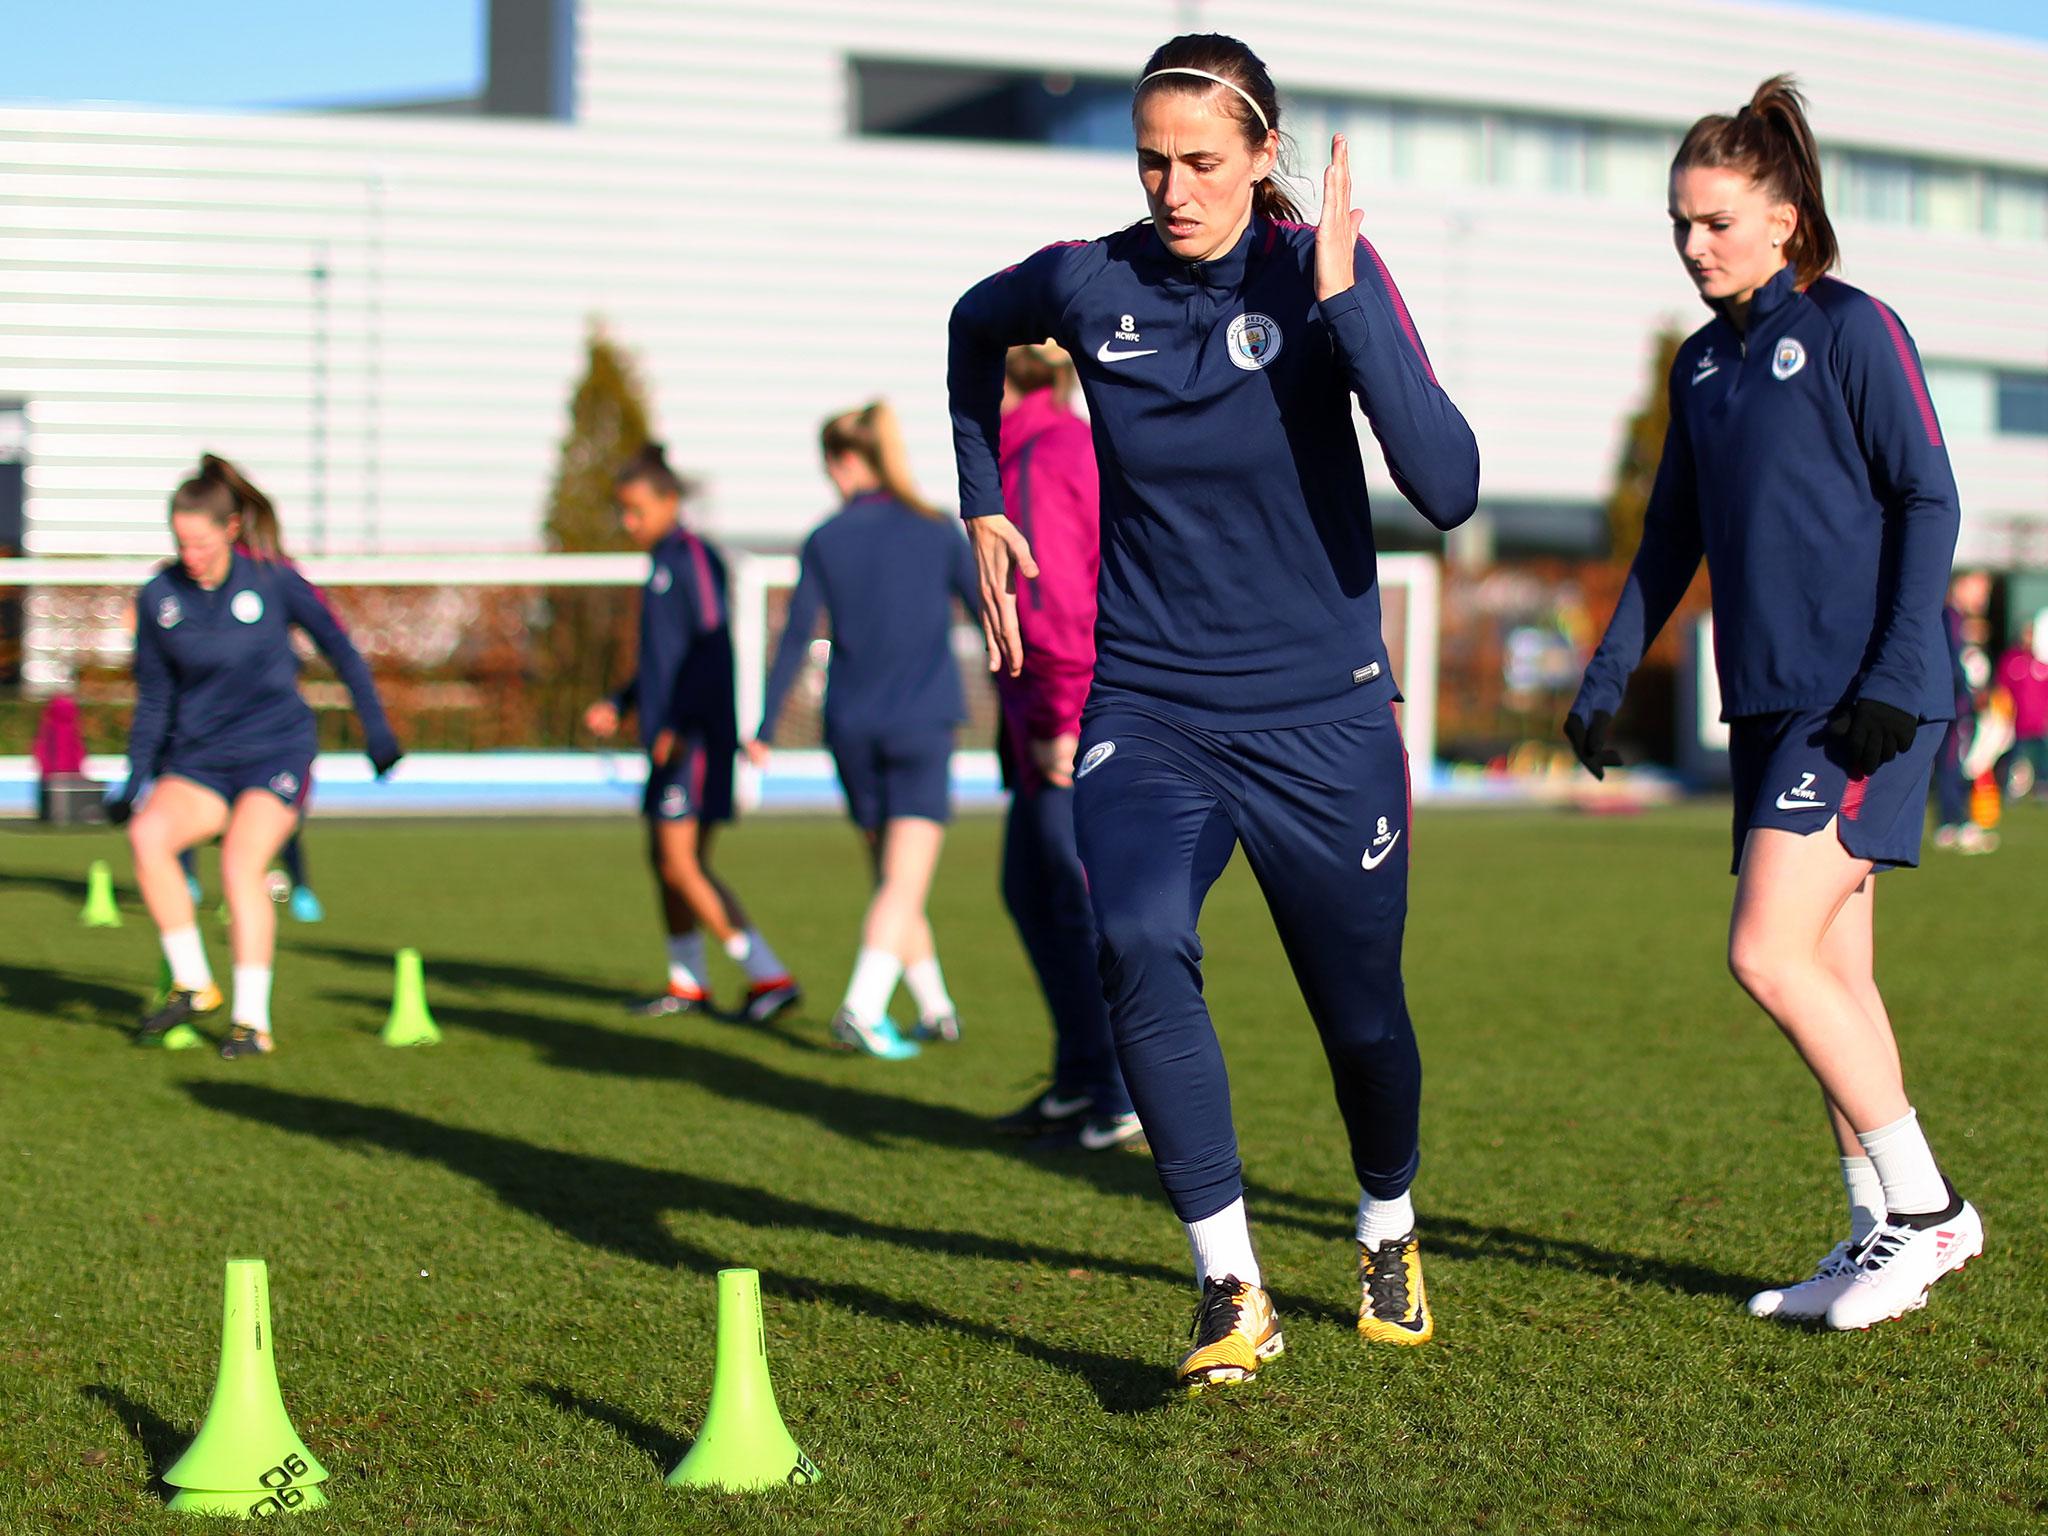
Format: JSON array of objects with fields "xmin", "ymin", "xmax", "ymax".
[
  {"xmin": 1072, "ymin": 699, "xmax": 1420, "ymax": 1223},
  {"xmin": 1001, "ymin": 781, "xmax": 1131, "ymax": 1117}
]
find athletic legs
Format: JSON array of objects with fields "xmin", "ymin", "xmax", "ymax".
[{"xmin": 1728, "ymin": 825, "xmax": 1909, "ymax": 1132}]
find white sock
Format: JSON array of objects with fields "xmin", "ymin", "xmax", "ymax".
[
  {"xmin": 161, "ymin": 926, "xmax": 213, "ymax": 993},
  {"xmin": 666, "ymin": 932, "xmax": 707, "ymax": 995},
  {"xmin": 231, "ymin": 965, "xmax": 272, "ymax": 1034},
  {"xmin": 1856, "ymin": 1110, "xmax": 1949, "ymax": 1217},
  {"xmin": 841, "ymin": 947, "xmax": 902, "ymax": 1026},
  {"xmin": 722, "ymin": 931, "xmax": 752, "ymax": 964},
  {"xmin": 1840, "ymin": 1155, "xmax": 1885, "ymax": 1243},
  {"xmin": 1355, "ymin": 1190, "xmax": 1415, "ymax": 1246},
  {"xmin": 1184, "ymin": 1197, "xmax": 1261, "ymax": 1289},
  {"xmin": 904, "ymin": 957, "xmax": 954, "ymax": 1022},
  {"xmin": 740, "ymin": 928, "xmax": 788, "ymax": 984}
]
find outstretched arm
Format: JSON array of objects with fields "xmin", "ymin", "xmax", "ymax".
[{"xmin": 282, "ymin": 568, "xmax": 401, "ymax": 774}]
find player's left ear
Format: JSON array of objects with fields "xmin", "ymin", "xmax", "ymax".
[{"xmin": 1250, "ymin": 130, "xmax": 1278, "ymax": 183}]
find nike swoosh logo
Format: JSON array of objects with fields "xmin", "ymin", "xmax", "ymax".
[
  {"xmin": 1079, "ymin": 1119, "xmax": 1140, "ymax": 1150},
  {"xmin": 1361, "ymin": 831, "xmax": 1402, "ymax": 871},
  {"xmin": 1040, "ymin": 1093, "xmax": 1091, "ymax": 1118},
  {"xmin": 1096, "ymin": 342, "xmax": 1159, "ymax": 363},
  {"xmin": 1775, "ymin": 795, "xmax": 1829, "ymax": 811},
  {"xmin": 1692, "ymin": 368, "xmax": 1717, "ymax": 385}
]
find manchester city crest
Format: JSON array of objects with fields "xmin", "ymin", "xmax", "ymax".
[
  {"xmin": 156, "ymin": 595, "xmax": 182, "ymax": 629},
  {"xmin": 1771, "ymin": 337, "xmax": 1807, "ymax": 381},
  {"xmin": 231, "ymin": 588, "xmax": 265, "ymax": 623},
  {"xmin": 1226, "ymin": 312, "xmax": 1283, "ymax": 371},
  {"xmin": 650, "ymin": 565, "xmax": 673, "ymax": 594}
]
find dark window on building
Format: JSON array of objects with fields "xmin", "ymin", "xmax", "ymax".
[
  {"xmin": 852, "ymin": 58, "xmax": 1131, "ymax": 149},
  {"xmin": 1996, "ymin": 371, "xmax": 2048, "ymax": 436}
]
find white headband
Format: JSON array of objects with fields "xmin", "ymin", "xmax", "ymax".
[{"xmin": 1137, "ymin": 67, "xmax": 1269, "ymax": 132}]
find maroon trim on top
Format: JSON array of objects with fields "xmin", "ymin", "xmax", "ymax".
[
  {"xmin": 1356, "ymin": 236, "xmax": 1437, "ymax": 385},
  {"xmin": 1867, "ymin": 296, "xmax": 1943, "ymax": 448}
]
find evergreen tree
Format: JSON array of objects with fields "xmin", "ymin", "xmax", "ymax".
[
  {"xmin": 1606, "ymin": 327, "xmax": 1681, "ymax": 563},
  {"xmin": 536, "ymin": 324, "xmax": 656, "ymax": 739}
]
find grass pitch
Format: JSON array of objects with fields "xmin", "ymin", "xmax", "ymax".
[{"xmin": 2, "ymin": 804, "xmax": 2044, "ymax": 1534}]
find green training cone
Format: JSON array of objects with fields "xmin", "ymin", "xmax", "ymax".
[
  {"xmin": 380, "ymin": 948, "xmax": 440, "ymax": 1046},
  {"xmin": 163, "ymin": 1259, "xmax": 328, "ymax": 1516},
  {"xmin": 667, "ymin": 1268, "xmax": 819, "ymax": 1492},
  {"xmin": 81, "ymin": 860, "xmax": 122, "ymax": 927}
]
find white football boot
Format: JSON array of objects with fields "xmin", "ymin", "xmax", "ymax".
[
  {"xmin": 1825, "ymin": 1202, "xmax": 1984, "ymax": 1332},
  {"xmin": 1746, "ymin": 1239, "xmax": 1859, "ymax": 1320}
]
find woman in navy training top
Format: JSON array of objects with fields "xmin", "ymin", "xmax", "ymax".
[
  {"xmin": 987, "ymin": 344, "xmax": 1138, "ymax": 1153},
  {"xmin": 751, "ymin": 401, "xmax": 980, "ymax": 1060},
  {"xmin": 950, "ymin": 33, "xmax": 1479, "ymax": 1386},
  {"xmin": 114, "ymin": 455, "xmax": 400, "ymax": 1058},
  {"xmin": 1567, "ymin": 77, "xmax": 1981, "ymax": 1331},
  {"xmin": 585, "ymin": 444, "xmax": 801, "ymax": 1025}
]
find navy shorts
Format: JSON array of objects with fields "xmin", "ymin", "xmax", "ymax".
[
  {"xmin": 1728, "ymin": 706, "xmax": 1944, "ymax": 874},
  {"xmin": 642, "ymin": 737, "xmax": 734, "ymax": 824},
  {"xmin": 830, "ymin": 727, "xmax": 953, "ymax": 830},
  {"xmin": 163, "ymin": 753, "xmax": 313, "ymax": 811}
]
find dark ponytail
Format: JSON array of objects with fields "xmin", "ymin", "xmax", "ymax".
[
  {"xmin": 613, "ymin": 441, "xmax": 697, "ymax": 503},
  {"xmin": 1673, "ymin": 74, "xmax": 1839, "ymax": 289},
  {"xmin": 170, "ymin": 453, "xmax": 284, "ymax": 558},
  {"xmin": 1133, "ymin": 34, "xmax": 1303, "ymax": 224}
]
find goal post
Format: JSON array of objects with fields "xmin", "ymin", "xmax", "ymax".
[{"xmin": 0, "ymin": 548, "xmax": 1443, "ymax": 813}]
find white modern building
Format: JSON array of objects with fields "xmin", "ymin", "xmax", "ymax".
[{"xmin": 2, "ymin": 0, "xmax": 2045, "ymax": 567}]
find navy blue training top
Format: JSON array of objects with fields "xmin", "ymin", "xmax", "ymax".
[
  {"xmin": 756, "ymin": 492, "xmax": 980, "ymax": 743},
  {"xmin": 128, "ymin": 554, "xmax": 394, "ymax": 781},
  {"xmin": 613, "ymin": 526, "xmax": 737, "ymax": 750},
  {"xmin": 949, "ymin": 215, "xmax": 1480, "ymax": 730},
  {"xmin": 1574, "ymin": 267, "xmax": 1961, "ymax": 725}
]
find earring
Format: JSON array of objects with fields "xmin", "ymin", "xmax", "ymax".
[{"xmin": 1771, "ymin": 237, "xmax": 1782, "ymax": 247}]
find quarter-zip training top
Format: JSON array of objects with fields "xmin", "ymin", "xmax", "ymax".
[
  {"xmin": 614, "ymin": 525, "xmax": 736, "ymax": 751},
  {"xmin": 1574, "ymin": 265, "xmax": 1960, "ymax": 726},
  {"xmin": 950, "ymin": 215, "xmax": 1480, "ymax": 730},
  {"xmin": 128, "ymin": 553, "xmax": 393, "ymax": 782}
]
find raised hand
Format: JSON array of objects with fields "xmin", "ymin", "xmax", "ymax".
[
  {"xmin": 1316, "ymin": 133, "xmax": 1365, "ymax": 302},
  {"xmin": 967, "ymin": 513, "xmax": 1040, "ymax": 679}
]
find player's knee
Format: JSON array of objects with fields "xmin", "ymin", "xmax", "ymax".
[
  {"xmin": 1727, "ymin": 928, "xmax": 1791, "ymax": 1005},
  {"xmin": 1093, "ymin": 897, "xmax": 1195, "ymax": 981}
]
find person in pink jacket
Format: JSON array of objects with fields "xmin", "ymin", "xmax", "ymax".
[
  {"xmin": 989, "ymin": 345, "xmax": 1137, "ymax": 1152},
  {"xmin": 1997, "ymin": 620, "xmax": 2048, "ymax": 801}
]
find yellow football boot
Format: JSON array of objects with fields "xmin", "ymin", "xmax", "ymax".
[
  {"xmin": 1357, "ymin": 1232, "xmax": 1434, "ymax": 1345},
  {"xmin": 1176, "ymin": 1276, "xmax": 1284, "ymax": 1389}
]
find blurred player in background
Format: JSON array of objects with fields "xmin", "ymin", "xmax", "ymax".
[
  {"xmin": 952, "ymin": 34, "xmax": 1480, "ymax": 1385},
  {"xmin": 1568, "ymin": 77, "xmax": 1982, "ymax": 1332},
  {"xmin": 750, "ymin": 400, "xmax": 980, "ymax": 1060},
  {"xmin": 112, "ymin": 454, "xmax": 401, "ymax": 1057},
  {"xmin": 174, "ymin": 500, "xmax": 324, "ymax": 920},
  {"xmin": 985, "ymin": 344, "xmax": 1138, "ymax": 1153},
  {"xmin": 1932, "ymin": 570, "xmax": 1995, "ymax": 852},
  {"xmin": 1995, "ymin": 618, "xmax": 2048, "ymax": 802},
  {"xmin": 586, "ymin": 444, "xmax": 800, "ymax": 1025}
]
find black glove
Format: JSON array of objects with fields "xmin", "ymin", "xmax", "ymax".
[
  {"xmin": 367, "ymin": 735, "xmax": 404, "ymax": 780},
  {"xmin": 103, "ymin": 792, "xmax": 134, "ymax": 827},
  {"xmin": 1564, "ymin": 709, "xmax": 1623, "ymax": 781},
  {"xmin": 1828, "ymin": 697, "xmax": 1918, "ymax": 778}
]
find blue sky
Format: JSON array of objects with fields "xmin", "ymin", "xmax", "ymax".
[
  {"xmin": 0, "ymin": 1, "xmax": 485, "ymax": 110},
  {"xmin": 0, "ymin": 0, "xmax": 2039, "ymax": 111}
]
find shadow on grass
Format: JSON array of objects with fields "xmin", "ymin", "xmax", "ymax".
[
  {"xmin": 527, "ymin": 1383, "xmax": 687, "ymax": 1472},
  {"xmin": 1243, "ymin": 1180, "xmax": 1763, "ymax": 1300},
  {"xmin": 1, "ymin": 960, "xmax": 144, "ymax": 1028},
  {"xmin": 0, "ymin": 865, "xmax": 134, "ymax": 906},
  {"xmin": 186, "ymin": 1083, "xmax": 1172, "ymax": 1415},
  {"xmin": 80, "ymin": 1383, "xmax": 185, "ymax": 1498},
  {"xmin": 378, "ymin": 996, "xmax": 1167, "ymax": 1209},
  {"xmin": 291, "ymin": 941, "xmax": 627, "ymax": 1009}
]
